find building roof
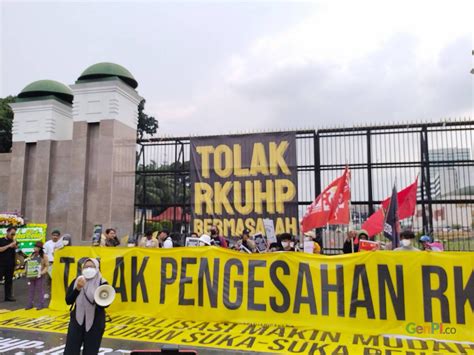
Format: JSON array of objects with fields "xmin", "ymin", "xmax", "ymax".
[
  {"xmin": 77, "ymin": 62, "xmax": 138, "ymax": 89},
  {"xmin": 18, "ymin": 79, "xmax": 74, "ymax": 104}
]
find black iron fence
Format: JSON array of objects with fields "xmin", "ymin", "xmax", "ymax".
[{"xmin": 135, "ymin": 120, "xmax": 474, "ymax": 252}]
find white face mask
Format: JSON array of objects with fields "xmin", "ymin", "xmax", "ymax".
[
  {"xmin": 401, "ymin": 239, "xmax": 411, "ymax": 247},
  {"xmin": 63, "ymin": 240, "xmax": 69, "ymax": 246},
  {"xmin": 82, "ymin": 267, "xmax": 97, "ymax": 279}
]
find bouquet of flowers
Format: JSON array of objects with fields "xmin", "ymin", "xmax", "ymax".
[{"xmin": 0, "ymin": 213, "xmax": 25, "ymax": 227}]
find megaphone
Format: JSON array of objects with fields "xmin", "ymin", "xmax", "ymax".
[{"xmin": 94, "ymin": 284, "xmax": 116, "ymax": 307}]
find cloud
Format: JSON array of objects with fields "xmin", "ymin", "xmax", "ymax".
[{"xmin": 154, "ymin": 0, "xmax": 473, "ymax": 136}]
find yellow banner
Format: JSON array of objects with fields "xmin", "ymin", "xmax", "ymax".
[
  {"xmin": 1, "ymin": 309, "xmax": 473, "ymax": 354},
  {"xmin": 49, "ymin": 247, "xmax": 473, "ymax": 344}
]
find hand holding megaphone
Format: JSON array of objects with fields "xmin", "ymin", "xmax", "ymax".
[
  {"xmin": 76, "ymin": 276, "xmax": 86, "ymax": 290},
  {"xmin": 94, "ymin": 284, "xmax": 116, "ymax": 307}
]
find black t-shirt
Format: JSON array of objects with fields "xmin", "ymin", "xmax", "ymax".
[
  {"xmin": 0, "ymin": 237, "xmax": 16, "ymax": 267},
  {"xmin": 211, "ymin": 236, "xmax": 222, "ymax": 247},
  {"xmin": 343, "ymin": 239, "xmax": 358, "ymax": 253}
]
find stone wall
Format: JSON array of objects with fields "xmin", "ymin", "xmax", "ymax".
[{"xmin": 0, "ymin": 153, "xmax": 12, "ymax": 211}]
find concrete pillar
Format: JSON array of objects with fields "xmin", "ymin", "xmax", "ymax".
[
  {"xmin": 7, "ymin": 142, "xmax": 27, "ymax": 214},
  {"xmin": 70, "ymin": 78, "xmax": 142, "ymax": 241},
  {"xmin": 9, "ymin": 98, "xmax": 73, "ymax": 226},
  {"xmin": 67, "ymin": 121, "xmax": 89, "ymax": 240}
]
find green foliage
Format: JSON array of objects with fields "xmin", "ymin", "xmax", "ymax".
[
  {"xmin": 0, "ymin": 96, "xmax": 15, "ymax": 153},
  {"xmin": 160, "ymin": 220, "xmax": 173, "ymax": 231},
  {"xmin": 137, "ymin": 99, "xmax": 158, "ymax": 139},
  {"xmin": 135, "ymin": 160, "xmax": 190, "ymax": 212}
]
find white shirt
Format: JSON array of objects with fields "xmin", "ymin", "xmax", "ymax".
[
  {"xmin": 162, "ymin": 238, "xmax": 173, "ymax": 249},
  {"xmin": 43, "ymin": 239, "xmax": 64, "ymax": 262}
]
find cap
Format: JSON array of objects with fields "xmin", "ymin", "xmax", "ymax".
[
  {"xmin": 199, "ymin": 234, "xmax": 211, "ymax": 245},
  {"xmin": 304, "ymin": 231, "xmax": 316, "ymax": 239},
  {"xmin": 419, "ymin": 235, "xmax": 431, "ymax": 243},
  {"xmin": 242, "ymin": 228, "xmax": 250, "ymax": 235}
]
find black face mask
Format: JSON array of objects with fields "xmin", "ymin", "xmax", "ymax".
[{"xmin": 210, "ymin": 230, "xmax": 217, "ymax": 236}]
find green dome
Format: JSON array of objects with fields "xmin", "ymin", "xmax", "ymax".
[
  {"xmin": 18, "ymin": 80, "xmax": 73, "ymax": 104},
  {"xmin": 77, "ymin": 62, "xmax": 138, "ymax": 89}
]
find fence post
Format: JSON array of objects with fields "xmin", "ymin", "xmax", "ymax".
[
  {"xmin": 421, "ymin": 126, "xmax": 434, "ymax": 234},
  {"xmin": 313, "ymin": 130, "xmax": 322, "ymax": 247},
  {"xmin": 367, "ymin": 129, "xmax": 374, "ymax": 216}
]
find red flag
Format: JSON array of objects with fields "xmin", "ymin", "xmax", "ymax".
[
  {"xmin": 381, "ymin": 177, "xmax": 418, "ymax": 220},
  {"xmin": 362, "ymin": 208, "xmax": 385, "ymax": 237},
  {"xmin": 301, "ymin": 167, "xmax": 350, "ymax": 232},
  {"xmin": 328, "ymin": 168, "xmax": 351, "ymax": 225}
]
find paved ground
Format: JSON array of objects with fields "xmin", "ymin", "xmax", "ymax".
[{"xmin": 0, "ymin": 278, "xmax": 266, "ymax": 354}]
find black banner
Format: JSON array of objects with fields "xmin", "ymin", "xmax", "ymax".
[{"xmin": 190, "ymin": 132, "xmax": 298, "ymax": 237}]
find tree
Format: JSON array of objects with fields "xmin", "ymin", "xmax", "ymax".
[
  {"xmin": 0, "ymin": 96, "xmax": 15, "ymax": 153},
  {"xmin": 137, "ymin": 99, "xmax": 158, "ymax": 139}
]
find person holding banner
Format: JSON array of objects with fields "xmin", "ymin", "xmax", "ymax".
[
  {"xmin": 342, "ymin": 230, "xmax": 358, "ymax": 253},
  {"xmin": 64, "ymin": 258, "xmax": 109, "ymax": 355},
  {"xmin": 138, "ymin": 230, "xmax": 159, "ymax": 248},
  {"xmin": 25, "ymin": 241, "xmax": 49, "ymax": 310},
  {"xmin": 234, "ymin": 229, "xmax": 256, "ymax": 253},
  {"xmin": 100, "ymin": 228, "xmax": 120, "ymax": 247},
  {"xmin": 209, "ymin": 226, "xmax": 228, "ymax": 248},
  {"xmin": 393, "ymin": 230, "xmax": 420, "ymax": 251},
  {"xmin": 158, "ymin": 229, "xmax": 174, "ymax": 248},
  {"xmin": 278, "ymin": 233, "xmax": 296, "ymax": 252}
]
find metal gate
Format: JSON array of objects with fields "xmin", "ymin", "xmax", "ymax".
[{"xmin": 136, "ymin": 120, "xmax": 474, "ymax": 251}]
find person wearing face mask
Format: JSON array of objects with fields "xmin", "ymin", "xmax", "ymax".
[
  {"xmin": 61, "ymin": 234, "xmax": 72, "ymax": 247},
  {"xmin": 25, "ymin": 241, "xmax": 49, "ymax": 309},
  {"xmin": 279, "ymin": 233, "xmax": 295, "ymax": 252},
  {"xmin": 393, "ymin": 230, "xmax": 420, "ymax": 251},
  {"xmin": 64, "ymin": 258, "xmax": 109, "ymax": 354}
]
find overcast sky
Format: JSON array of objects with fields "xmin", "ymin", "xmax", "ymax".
[{"xmin": 1, "ymin": 0, "xmax": 472, "ymax": 136}]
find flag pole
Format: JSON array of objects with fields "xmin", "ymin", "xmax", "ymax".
[{"xmin": 347, "ymin": 164, "xmax": 354, "ymax": 253}]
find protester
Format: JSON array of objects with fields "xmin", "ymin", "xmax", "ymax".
[
  {"xmin": 304, "ymin": 231, "xmax": 321, "ymax": 254},
  {"xmin": 138, "ymin": 230, "xmax": 159, "ymax": 248},
  {"xmin": 234, "ymin": 229, "xmax": 256, "ymax": 253},
  {"xmin": 64, "ymin": 258, "xmax": 109, "ymax": 354},
  {"xmin": 343, "ymin": 230, "xmax": 359, "ymax": 253},
  {"xmin": 209, "ymin": 226, "xmax": 228, "ymax": 248},
  {"xmin": 100, "ymin": 228, "xmax": 120, "ymax": 247},
  {"xmin": 419, "ymin": 235, "xmax": 443, "ymax": 251},
  {"xmin": 0, "ymin": 227, "xmax": 18, "ymax": 301},
  {"xmin": 279, "ymin": 233, "xmax": 296, "ymax": 252},
  {"xmin": 44, "ymin": 229, "xmax": 64, "ymax": 263},
  {"xmin": 419, "ymin": 235, "xmax": 431, "ymax": 250},
  {"xmin": 25, "ymin": 241, "xmax": 49, "ymax": 310},
  {"xmin": 393, "ymin": 230, "xmax": 420, "ymax": 251},
  {"xmin": 61, "ymin": 233, "xmax": 72, "ymax": 247},
  {"xmin": 358, "ymin": 230, "xmax": 369, "ymax": 241},
  {"xmin": 158, "ymin": 229, "xmax": 173, "ymax": 248}
]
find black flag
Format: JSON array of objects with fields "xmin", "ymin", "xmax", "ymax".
[{"xmin": 383, "ymin": 185, "xmax": 400, "ymax": 249}]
